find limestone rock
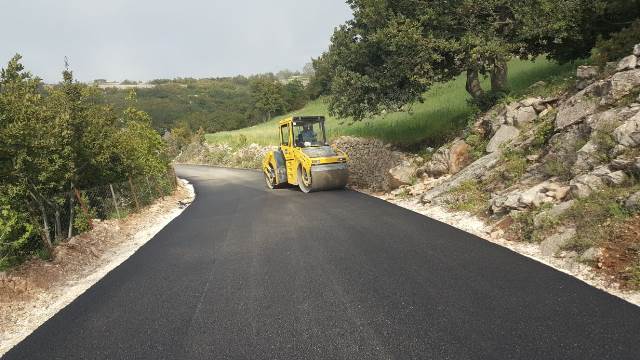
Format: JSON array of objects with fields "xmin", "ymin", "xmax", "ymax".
[
  {"xmin": 576, "ymin": 65, "xmax": 599, "ymax": 80},
  {"xmin": 514, "ymin": 106, "xmax": 538, "ymax": 127},
  {"xmin": 422, "ymin": 151, "xmax": 502, "ymax": 203},
  {"xmin": 614, "ymin": 112, "xmax": 640, "ymax": 147},
  {"xmin": 448, "ymin": 140, "xmax": 472, "ymax": 174},
  {"xmin": 585, "ymin": 106, "xmax": 638, "ymax": 131},
  {"xmin": 486, "ymin": 125, "xmax": 520, "ymax": 153},
  {"xmin": 570, "ymin": 174, "xmax": 605, "ymax": 198},
  {"xmin": 617, "ymin": 55, "xmax": 638, "ymax": 72},
  {"xmin": 580, "ymin": 247, "xmax": 603, "ymax": 262},
  {"xmin": 603, "ymin": 69, "xmax": 640, "ymax": 105},
  {"xmin": 625, "ymin": 191, "xmax": 640, "ymax": 212},
  {"xmin": 419, "ymin": 140, "xmax": 471, "ymax": 179},
  {"xmin": 534, "ymin": 200, "xmax": 575, "ymax": 229},
  {"xmin": 610, "ymin": 156, "xmax": 635, "ymax": 171},
  {"xmin": 634, "ymin": 44, "xmax": 640, "ymax": 57},
  {"xmin": 388, "ymin": 160, "xmax": 417, "ymax": 190},
  {"xmin": 540, "ymin": 227, "xmax": 577, "ymax": 257},
  {"xmin": 555, "ymin": 89, "xmax": 599, "ymax": 129},
  {"xmin": 573, "ymin": 140, "xmax": 601, "ymax": 173},
  {"xmin": 519, "ymin": 97, "xmax": 543, "ymax": 107}
]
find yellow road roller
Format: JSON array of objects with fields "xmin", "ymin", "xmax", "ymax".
[{"xmin": 262, "ymin": 116, "xmax": 349, "ymax": 193}]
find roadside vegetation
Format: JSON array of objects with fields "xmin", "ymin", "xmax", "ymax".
[{"xmin": 0, "ymin": 55, "xmax": 173, "ymax": 270}]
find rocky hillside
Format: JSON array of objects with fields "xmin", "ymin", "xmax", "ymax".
[{"xmin": 371, "ymin": 45, "xmax": 640, "ymax": 291}]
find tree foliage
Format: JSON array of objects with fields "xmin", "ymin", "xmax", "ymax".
[
  {"xmin": 0, "ymin": 55, "xmax": 170, "ymax": 268},
  {"xmin": 321, "ymin": 0, "xmax": 638, "ymax": 120}
]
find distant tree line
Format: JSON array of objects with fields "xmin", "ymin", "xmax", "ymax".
[
  {"xmin": 306, "ymin": 0, "xmax": 640, "ymax": 119},
  {"xmin": 0, "ymin": 55, "xmax": 171, "ymax": 268},
  {"xmin": 101, "ymin": 69, "xmax": 313, "ymax": 141}
]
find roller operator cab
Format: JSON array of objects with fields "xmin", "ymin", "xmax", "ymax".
[{"xmin": 262, "ymin": 116, "xmax": 349, "ymax": 193}]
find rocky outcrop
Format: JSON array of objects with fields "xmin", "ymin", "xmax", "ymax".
[
  {"xmin": 486, "ymin": 125, "xmax": 520, "ymax": 153},
  {"xmin": 418, "ymin": 139, "xmax": 471, "ymax": 178},
  {"xmin": 613, "ymin": 112, "xmax": 640, "ymax": 147},
  {"xmin": 555, "ymin": 88, "xmax": 600, "ymax": 129},
  {"xmin": 617, "ymin": 55, "xmax": 638, "ymax": 72},
  {"xmin": 421, "ymin": 151, "xmax": 502, "ymax": 203}
]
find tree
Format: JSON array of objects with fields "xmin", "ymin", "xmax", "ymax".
[
  {"xmin": 250, "ymin": 77, "xmax": 286, "ymax": 121},
  {"xmin": 543, "ymin": 0, "xmax": 640, "ymax": 62},
  {"xmin": 307, "ymin": 55, "xmax": 334, "ymax": 100},
  {"xmin": 323, "ymin": 0, "xmax": 589, "ymax": 120},
  {"xmin": 0, "ymin": 55, "xmax": 171, "ymax": 265},
  {"xmin": 283, "ymin": 79, "xmax": 308, "ymax": 112}
]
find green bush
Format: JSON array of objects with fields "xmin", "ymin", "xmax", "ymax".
[
  {"xmin": 0, "ymin": 206, "xmax": 38, "ymax": 270},
  {"xmin": 592, "ymin": 20, "xmax": 640, "ymax": 67}
]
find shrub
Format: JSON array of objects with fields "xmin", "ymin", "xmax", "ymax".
[
  {"xmin": 560, "ymin": 186, "xmax": 636, "ymax": 252},
  {"xmin": 501, "ymin": 149, "xmax": 529, "ymax": 185},
  {"xmin": 592, "ymin": 19, "xmax": 640, "ymax": 67},
  {"xmin": 0, "ymin": 206, "xmax": 38, "ymax": 270},
  {"xmin": 445, "ymin": 180, "xmax": 490, "ymax": 215},
  {"xmin": 531, "ymin": 115, "xmax": 556, "ymax": 149}
]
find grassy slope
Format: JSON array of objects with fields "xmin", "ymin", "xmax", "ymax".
[{"xmin": 207, "ymin": 58, "xmax": 577, "ymax": 148}]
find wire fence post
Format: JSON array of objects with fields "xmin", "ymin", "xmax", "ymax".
[
  {"xmin": 109, "ymin": 184, "xmax": 121, "ymax": 219},
  {"xmin": 129, "ymin": 177, "xmax": 140, "ymax": 211},
  {"xmin": 67, "ymin": 184, "xmax": 75, "ymax": 238}
]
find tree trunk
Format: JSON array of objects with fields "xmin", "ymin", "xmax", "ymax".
[
  {"xmin": 465, "ymin": 69, "xmax": 485, "ymax": 99},
  {"xmin": 68, "ymin": 185, "xmax": 75, "ymax": 239},
  {"xmin": 38, "ymin": 202, "xmax": 53, "ymax": 252},
  {"xmin": 54, "ymin": 208, "xmax": 62, "ymax": 240},
  {"xmin": 490, "ymin": 61, "xmax": 509, "ymax": 93}
]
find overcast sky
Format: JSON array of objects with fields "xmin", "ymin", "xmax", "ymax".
[{"xmin": 0, "ymin": 0, "xmax": 352, "ymax": 83}]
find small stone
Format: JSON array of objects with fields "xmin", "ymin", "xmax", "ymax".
[
  {"xmin": 490, "ymin": 229, "xmax": 504, "ymax": 240},
  {"xmin": 602, "ymin": 170, "xmax": 629, "ymax": 186},
  {"xmin": 613, "ymin": 112, "xmax": 640, "ymax": 147},
  {"xmin": 617, "ymin": 55, "xmax": 638, "ymax": 72},
  {"xmin": 625, "ymin": 191, "xmax": 640, "ymax": 212},
  {"xmin": 520, "ymin": 97, "xmax": 543, "ymax": 107},
  {"xmin": 577, "ymin": 65, "xmax": 599, "ymax": 80},
  {"xmin": 515, "ymin": 106, "xmax": 538, "ymax": 127},
  {"xmin": 540, "ymin": 227, "xmax": 577, "ymax": 257},
  {"xmin": 570, "ymin": 174, "xmax": 604, "ymax": 198},
  {"xmin": 634, "ymin": 44, "xmax": 640, "ymax": 57},
  {"xmin": 486, "ymin": 125, "xmax": 520, "ymax": 153},
  {"xmin": 580, "ymin": 247, "xmax": 603, "ymax": 263}
]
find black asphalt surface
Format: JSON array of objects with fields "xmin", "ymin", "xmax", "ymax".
[{"xmin": 4, "ymin": 165, "xmax": 640, "ymax": 359}]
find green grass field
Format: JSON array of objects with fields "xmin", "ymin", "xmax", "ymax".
[{"xmin": 207, "ymin": 58, "xmax": 577, "ymax": 148}]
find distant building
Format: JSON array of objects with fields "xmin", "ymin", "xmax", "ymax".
[
  {"xmin": 280, "ymin": 75, "xmax": 310, "ymax": 86},
  {"xmin": 96, "ymin": 82, "xmax": 156, "ymax": 90}
]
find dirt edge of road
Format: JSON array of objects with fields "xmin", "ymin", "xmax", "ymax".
[
  {"xmin": 357, "ymin": 189, "xmax": 640, "ymax": 307},
  {"xmin": 0, "ymin": 179, "xmax": 195, "ymax": 357}
]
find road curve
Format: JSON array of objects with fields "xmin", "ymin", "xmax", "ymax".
[{"xmin": 3, "ymin": 165, "xmax": 640, "ymax": 359}]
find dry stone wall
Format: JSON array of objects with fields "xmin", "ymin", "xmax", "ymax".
[{"xmin": 333, "ymin": 136, "xmax": 406, "ymax": 191}]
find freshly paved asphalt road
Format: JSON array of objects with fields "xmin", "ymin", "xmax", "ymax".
[{"xmin": 4, "ymin": 165, "xmax": 640, "ymax": 359}]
